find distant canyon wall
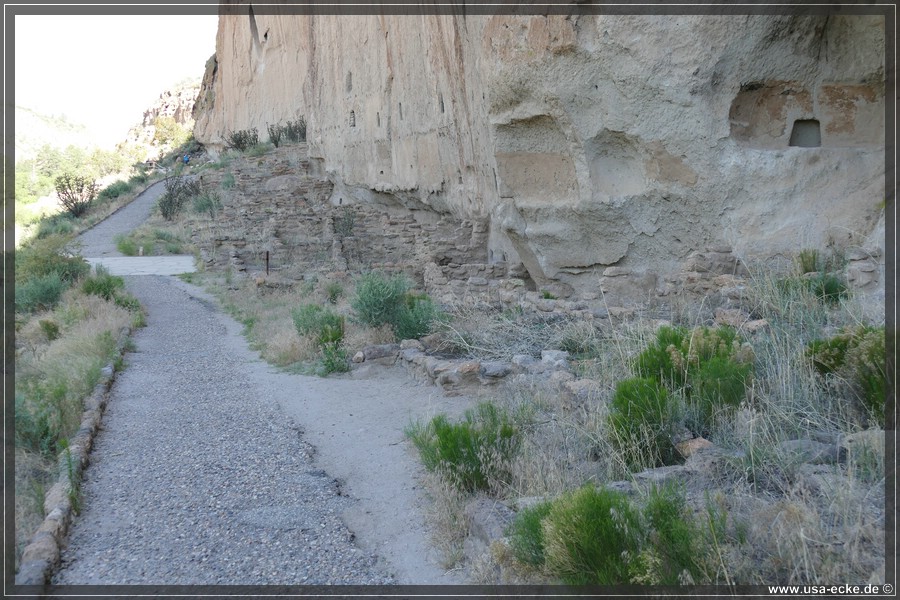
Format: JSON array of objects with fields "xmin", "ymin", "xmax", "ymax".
[{"xmin": 193, "ymin": 8, "xmax": 886, "ymax": 301}]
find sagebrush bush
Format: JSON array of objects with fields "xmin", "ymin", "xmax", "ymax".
[
  {"xmin": 351, "ymin": 271, "xmax": 409, "ymax": 327},
  {"xmin": 542, "ymin": 485, "xmax": 643, "ymax": 585},
  {"xmin": 407, "ymin": 402, "xmax": 519, "ymax": 493},
  {"xmin": 807, "ymin": 325, "xmax": 886, "ymax": 426},
  {"xmin": 607, "ymin": 377, "xmax": 681, "ymax": 470},
  {"xmin": 351, "ymin": 272, "xmax": 440, "ymax": 341},
  {"xmin": 15, "ymin": 272, "xmax": 66, "ymax": 313}
]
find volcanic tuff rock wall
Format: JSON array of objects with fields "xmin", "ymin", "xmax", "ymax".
[{"xmin": 193, "ymin": 8, "xmax": 886, "ymax": 303}]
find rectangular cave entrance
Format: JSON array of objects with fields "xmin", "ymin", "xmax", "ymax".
[{"xmin": 788, "ymin": 119, "xmax": 822, "ymax": 147}]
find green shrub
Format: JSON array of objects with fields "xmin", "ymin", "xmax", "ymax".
[
  {"xmin": 690, "ymin": 355, "xmax": 753, "ymax": 435},
  {"xmin": 319, "ymin": 341, "xmax": 350, "ymax": 375},
  {"xmin": 81, "ymin": 265, "xmax": 125, "ymax": 301},
  {"xmin": 507, "ymin": 500, "xmax": 554, "ymax": 566},
  {"xmin": 284, "ymin": 117, "xmax": 307, "ymax": 142},
  {"xmin": 15, "ymin": 272, "xmax": 66, "ymax": 313},
  {"xmin": 542, "ymin": 485, "xmax": 643, "ymax": 585},
  {"xmin": 267, "ymin": 122, "xmax": 284, "ymax": 147},
  {"xmin": 608, "ymin": 377, "xmax": 681, "ymax": 470},
  {"xmin": 129, "ymin": 171, "xmax": 149, "ymax": 186},
  {"xmin": 34, "ymin": 214, "xmax": 74, "ymax": 239},
  {"xmin": 292, "ymin": 303, "xmax": 345, "ymax": 346},
  {"xmin": 633, "ymin": 325, "xmax": 754, "ymax": 436},
  {"xmin": 15, "ymin": 393, "xmax": 57, "ymax": 458},
  {"xmin": 351, "ymin": 271, "xmax": 410, "ymax": 328},
  {"xmin": 158, "ymin": 174, "xmax": 201, "ymax": 221},
  {"xmin": 407, "ymin": 402, "xmax": 519, "ymax": 493},
  {"xmin": 16, "ymin": 235, "xmax": 90, "ymax": 284},
  {"xmin": 39, "ymin": 319, "xmax": 61, "ymax": 341},
  {"xmin": 115, "ymin": 234, "xmax": 139, "ymax": 256},
  {"xmin": 634, "ymin": 325, "xmax": 690, "ymax": 388},
  {"xmin": 221, "ymin": 172, "xmax": 235, "ymax": 189},
  {"xmin": 351, "ymin": 272, "xmax": 440, "ymax": 341},
  {"xmin": 807, "ymin": 325, "xmax": 886, "ymax": 425},
  {"xmin": 635, "ymin": 483, "xmax": 710, "ymax": 585},
  {"xmin": 192, "ymin": 190, "xmax": 222, "ymax": 217},
  {"xmin": 225, "ymin": 128, "xmax": 259, "ymax": 152},
  {"xmin": 393, "ymin": 293, "xmax": 439, "ymax": 341},
  {"xmin": 333, "ymin": 207, "xmax": 356, "ymax": 238},
  {"xmin": 54, "ymin": 172, "xmax": 97, "ymax": 217},
  {"xmin": 797, "ymin": 249, "xmax": 820, "ymax": 274},
  {"xmin": 325, "ymin": 282, "xmax": 344, "ymax": 304},
  {"xmin": 806, "ymin": 272, "xmax": 848, "ymax": 304},
  {"xmin": 97, "ymin": 179, "xmax": 132, "ymax": 201}
]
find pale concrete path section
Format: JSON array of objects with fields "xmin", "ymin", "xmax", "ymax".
[{"xmin": 85, "ymin": 255, "xmax": 196, "ymax": 276}]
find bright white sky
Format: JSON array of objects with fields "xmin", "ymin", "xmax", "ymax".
[{"xmin": 15, "ymin": 13, "xmax": 219, "ymax": 149}]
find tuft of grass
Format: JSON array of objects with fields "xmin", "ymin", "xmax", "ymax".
[
  {"xmin": 806, "ymin": 325, "xmax": 886, "ymax": 426},
  {"xmin": 407, "ymin": 402, "xmax": 519, "ymax": 494}
]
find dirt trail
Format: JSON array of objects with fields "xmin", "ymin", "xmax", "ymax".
[{"xmin": 55, "ymin": 182, "xmax": 472, "ymax": 585}]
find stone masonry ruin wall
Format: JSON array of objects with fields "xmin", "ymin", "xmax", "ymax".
[{"xmin": 192, "ymin": 8, "xmax": 887, "ymax": 308}]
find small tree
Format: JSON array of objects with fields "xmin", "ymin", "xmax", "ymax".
[{"xmin": 54, "ymin": 173, "xmax": 97, "ymax": 217}]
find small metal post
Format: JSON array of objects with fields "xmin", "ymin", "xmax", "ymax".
[{"xmin": 266, "ymin": 251, "xmax": 270, "ymax": 275}]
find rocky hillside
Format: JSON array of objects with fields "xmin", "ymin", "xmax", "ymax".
[
  {"xmin": 14, "ymin": 106, "xmax": 94, "ymax": 162},
  {"xmin": 120, "ymin": 79, "xmax": 200, "ymax": 161},
  {"xmin": 192, "ymin": 9, "xmax": 887, "ymax": 306}
]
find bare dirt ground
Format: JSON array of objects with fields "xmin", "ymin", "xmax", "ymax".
[{"xmin": 54, "ymin": 182, "xmax": 473, "ymax": 585}]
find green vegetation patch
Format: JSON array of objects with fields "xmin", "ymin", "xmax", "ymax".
[{"xmin": 406, "ymin": 402, "xmax": 519, "ymax": 493}]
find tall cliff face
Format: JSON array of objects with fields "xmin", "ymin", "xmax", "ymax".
[{"xmin": 193, "ymin": 8, "xmax": 886, "ymax": 302}]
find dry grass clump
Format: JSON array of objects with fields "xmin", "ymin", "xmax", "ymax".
[
  {"xmin": 417, "ymin": 470, "xmax": 471, "ymax": 569},
  {"xmin": 15, "ymin": 287, "xmax": 135, "ymax": 570}
]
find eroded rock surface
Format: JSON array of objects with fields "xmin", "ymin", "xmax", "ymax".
[{"xmin": 193, "ymin": 10, "xmax": 885, "ymax": 305}]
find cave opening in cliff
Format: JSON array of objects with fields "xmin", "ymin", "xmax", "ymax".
[{"xmin": 788, "ymin": 119, "xmax": 821, "ymax": 147}]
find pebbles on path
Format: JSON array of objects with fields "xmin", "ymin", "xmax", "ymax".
[{"xmin": 52, "ymin": 276, "xmax": 395, "ymax": 585}]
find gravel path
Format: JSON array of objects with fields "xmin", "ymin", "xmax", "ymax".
[
  {"xmin": 53, "ymin": 275, "xmax": 394, "ymax": 585},
  {"xmin": 51, "ymin": 180, "xmax": 468, "ymax": 586},
  {"xmin": 75, "ymin": 179, "xmax": 166, "ymax": 257}
]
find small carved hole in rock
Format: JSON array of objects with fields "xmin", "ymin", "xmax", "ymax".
[
  {"xmin": 788, "ymin": 119, "xmax": 821, "ymax": 148},
  {"xmin": 439, "ymin": 93, "xmax": 444, "ymax": 113},
  {"xmin": 349, "ymin": 110, "xmax": 356, "ymax": 127}
]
